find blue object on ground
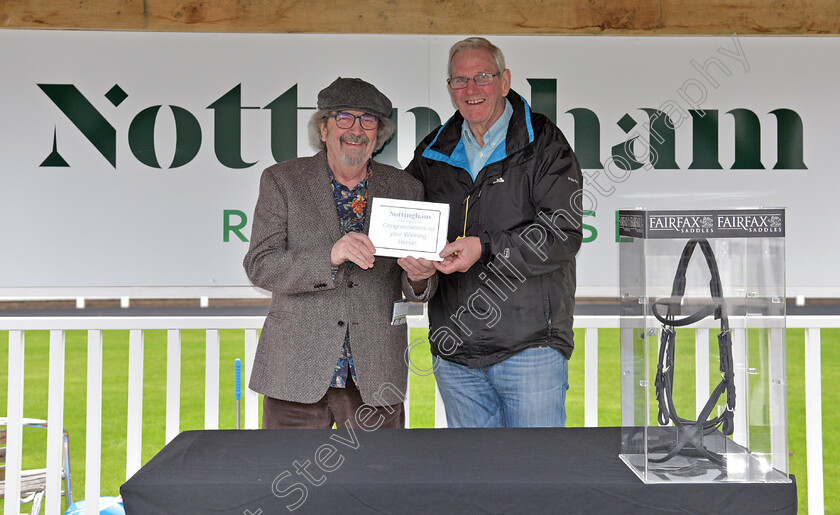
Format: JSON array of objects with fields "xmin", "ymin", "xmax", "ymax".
[{"xmin": 64, "ymin": 496, "xmax": 125, "ymax": 515}]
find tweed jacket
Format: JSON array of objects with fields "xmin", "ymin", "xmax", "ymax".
[{"xmin": 244, "ymin": 151, "xmax": 437, "ymax": 406}]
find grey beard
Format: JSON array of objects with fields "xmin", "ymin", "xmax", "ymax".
[
  {"xmin": 341, "ymin": 151, "xmax": 368, "ymax": 167},
  {"xmin": 340, "ymin": 135, "xmax": 370, "ymax": 166}
]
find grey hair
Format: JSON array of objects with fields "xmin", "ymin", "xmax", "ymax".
[
  {"xmin": 308, "ymin": 109, "xmax": 396, "ymax": 153},
  {"xmin": 448, "ymin": 37, "xmax": 507, "ymax": 78}
]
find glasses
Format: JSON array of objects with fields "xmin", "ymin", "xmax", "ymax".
[
  {"xmin": 327, "ymin": 112, "xmax": 380, "ymax": 130},
  {"xmin": 447, "ymin": 72, "xmax": 501, "ymax": 90}
]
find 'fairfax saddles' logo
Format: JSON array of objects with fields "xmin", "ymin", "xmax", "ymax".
[
  {"xmin": 649, "ymin": 215, "xmax": 715, "ymax": 234},
  {"xmin": 717, "ymin": 214, "xmax": 783, "ymax": 233}
]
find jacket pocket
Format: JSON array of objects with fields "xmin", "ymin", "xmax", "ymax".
[{"xmin": 541, "ymin": 275, "xmax": 553, "ymax": 341}]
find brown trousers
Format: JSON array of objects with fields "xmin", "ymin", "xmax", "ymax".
[{"xmin": 262, "ymin": 376, "xmax": 404, "ymax": 429}]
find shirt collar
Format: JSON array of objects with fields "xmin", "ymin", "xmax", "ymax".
[
  {"xmin": 461, "ymin": 98, "xmax": 513, "ymax": 149},
  {"xmin": 328, "ymin": 159, "xmax": 373, "ymax": 191}
]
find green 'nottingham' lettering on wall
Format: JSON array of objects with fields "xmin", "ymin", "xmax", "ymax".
[{"xmin": 37, "ymin": 82, "xmax": 808, "ymax": 171}]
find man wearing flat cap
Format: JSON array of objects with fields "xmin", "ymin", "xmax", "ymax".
[{"xmin": 244, "ymin": 78, "xmax": 437, "ymax": 429}]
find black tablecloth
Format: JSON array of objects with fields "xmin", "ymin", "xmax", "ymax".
[{"xmin": 120, "ymin": 427, "xmax": 796, "ymax": 514}]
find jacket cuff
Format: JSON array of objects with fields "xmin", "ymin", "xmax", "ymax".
[
  {"xmin": 479, "ymin": 232, "xmax": 492, "ymax": 265},
  {"xmin": 402, "ymin": 271, "xmax": 437, "ymax": 303}
]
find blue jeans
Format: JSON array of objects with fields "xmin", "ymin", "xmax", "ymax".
[{"xmin": 433, "ymin": 346, "xmax": 569, "ymax": 428}]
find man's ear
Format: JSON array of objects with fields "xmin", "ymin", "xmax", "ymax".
[{"xmin": 501, "ymin": 69, "xmax": 512, "ymax": 96}]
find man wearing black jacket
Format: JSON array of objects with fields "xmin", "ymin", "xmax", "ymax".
[{"xmin": 406, "ymin": 37, "xmax": 583, "ymax": 428}]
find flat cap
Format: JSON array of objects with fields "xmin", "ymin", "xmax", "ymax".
[{"xmin": 317, "ymin": 77, "xmax": 392, "ymax": 119}]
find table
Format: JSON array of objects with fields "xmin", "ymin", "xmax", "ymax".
[{"xmin": 120, "ymin": 427, "xmax": 797, "ymax": 514}]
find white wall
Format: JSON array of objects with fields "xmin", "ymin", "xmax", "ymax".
[{"xmin": 1, "ymin": 32, "xmax": 836, "ymax": 297}]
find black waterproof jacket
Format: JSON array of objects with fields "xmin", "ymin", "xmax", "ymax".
[{"xmin": 406, "ymin": 90, "xmax": 583, "ymax": 368}]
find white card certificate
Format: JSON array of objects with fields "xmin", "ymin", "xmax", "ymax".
[{"xmin": 368, "ymin": 197, "xmax": 450, "ymax": 261}]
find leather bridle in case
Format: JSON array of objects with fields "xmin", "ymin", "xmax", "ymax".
[{"xmin": 650, "ymin": 238, "xmax": 736, "ymax": 467}]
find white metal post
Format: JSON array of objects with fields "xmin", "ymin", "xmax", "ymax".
[
  {"xmin": 4, "ymin": 330, "xmax": 25, "ymax": 515},
  {"xmin": 84, "ymin": 330, "xmax": 103, "ymax": 515},
  {"xmin": 244, "ymin": 329, "xmax": 259, "ymax": 429},
  {"xmin": 767, "ymin": 328, "xmax": 787, "ymax": 473},
  {"xmin": 695, "ymin": 328, "xmax": 710, "ymax": 419},
  {"xmin": 434, "ymin": 379, "xmax": 447, "ymax": 429},
  {"xmin": 805, "ymin": 327, "xmax": 824, "ymax": 514},
  {"xmin": 205, "ymin": 329, "xmax": 220, "ymax": 430},
  {"xmin": 732, "ymin": 328, "xmax": 748, "ymax": 447},
  {"xmin": 126, "ymin": 329, "xmax": 144, "ymax": 479},
  {"xmin": 46, "ymin": 329, "xmax": 66, "ymax": 514},
  {"xmin": 165, "ymin": 329, "xmax": 181, "ymax": 443},
  {"xmin": 584, "ymin": 328, "xmax": 598, "ymax": 427}
]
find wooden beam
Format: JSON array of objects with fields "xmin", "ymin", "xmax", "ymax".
[
  {"xmin": 660, "ymin": 0, "xmax": 840, "ymax": 34},
  {"xmin": 1, "ymin": 0, "xmax": 838, "ymax": 34}
]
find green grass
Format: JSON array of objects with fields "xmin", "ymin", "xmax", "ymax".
[
  {"xmin": 2, "ymin": 327, "xmax": 838, "ymax": 513},
  {"xmin": 0, "ymin": 329, "xmax": 249, "ymax": 514}
]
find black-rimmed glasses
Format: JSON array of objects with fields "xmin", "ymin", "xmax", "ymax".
[
  {"xmin": 447, "ymin": 72, "xmax": 501, "ymax": 90},
  {"xmin": 327, "ymin": 112, "xmax": 380, "ymax": 130}
]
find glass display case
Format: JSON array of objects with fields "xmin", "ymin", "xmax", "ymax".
[{"xmin": 617, "ymin": 209, "xmax": 790, "ymax": 483}]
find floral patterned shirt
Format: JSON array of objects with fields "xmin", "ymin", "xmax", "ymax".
[{"xmin": 329, "ymin": 161, "xmax": 372, "ymax": 389}]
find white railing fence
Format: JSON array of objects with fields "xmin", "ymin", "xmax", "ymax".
[{"xmin": 2, "ymin": 314, "xmax": 837, "ymax": 515}]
